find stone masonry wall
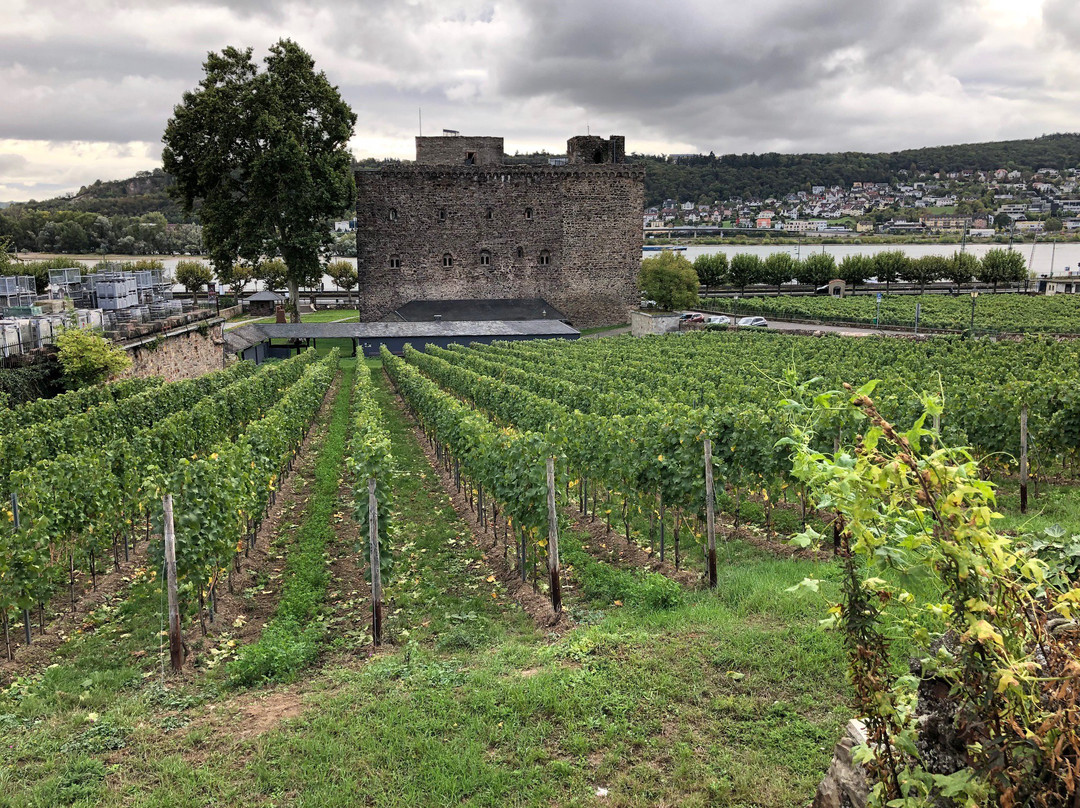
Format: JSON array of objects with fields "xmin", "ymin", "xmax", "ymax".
[
  {"xmin": 356, "ymin": 161, "xmax": 644, "ymax": 327},
  {"xmin": 415, "ymin": 136, "xmax": 504, "ymax": 166},
  {"xmin": 117, "ymin": 323, "xmax": 227, "ymax": 382}
]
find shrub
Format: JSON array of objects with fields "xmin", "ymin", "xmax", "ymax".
[{"xmin": 55, "ymin": 328, "xmax": 131, "ymax": 390}]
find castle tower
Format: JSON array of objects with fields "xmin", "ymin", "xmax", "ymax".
[{"xmin": 355, "ymin": 133, "xmax": 643, "ymax": 326}]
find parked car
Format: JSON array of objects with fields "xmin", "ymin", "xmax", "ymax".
[
  {"xmin": 736, "ymin": 316, "xmax": 768, "ymax": 328},
  {"xmin": 677, "ymin": 312, "xmax": 695, "ymax": 321},
  {"xmin": 686, "ymin": 314, "xmax": 705, "ymax": 324},
  {"xmin": 705, "ymin": 316, "xmax": 730, "ymax": 325}
]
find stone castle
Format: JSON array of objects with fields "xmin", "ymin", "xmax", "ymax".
[{"xmin": 354, "ymin": 133, "xmax": 644, "ymax": 326}]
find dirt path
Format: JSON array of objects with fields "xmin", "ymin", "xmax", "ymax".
[
  {"xmin": 382, "ymin": 371, "xmax": 571, "ymax": 632},
  {"xmin": 568, "ymin": 507, "xmax": 704, "ymax": 587},
  {"xmin": 178, "ymin": 377, "xmax": 342, "ymax": 672}
]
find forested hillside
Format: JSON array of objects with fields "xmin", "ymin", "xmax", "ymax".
[
  {"xmin": 14, "ymin": 168, "xmax": 190, "ymax": 222},
  {"xmin": 635, "ymin": 133, "xmax": 1080, "ymax": 206},
  {"xmin": 6, "ymin": 134, "xmax": 1080, "ymax": 243}
]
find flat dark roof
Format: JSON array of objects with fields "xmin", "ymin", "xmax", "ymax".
[
  {"xmin": 389, "ymin": 298, "xmax": 567, "ymax": 322},
  {"xmin": 229, "ymin": 319, "xmax": 578, "ymax": 346}
]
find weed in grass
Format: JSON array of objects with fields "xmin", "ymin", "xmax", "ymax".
[
  {"xmin": 61, "ymin": 719, "xmax": 127, "ymax": 754},
  {"xmin": 54, "ymin": 757, "xmax": 108, "ymax": 805}
]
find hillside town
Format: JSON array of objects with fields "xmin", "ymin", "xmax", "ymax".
[{"xmin": 645, "ymin": 165, "xmax": 1080, "ymax": 236}]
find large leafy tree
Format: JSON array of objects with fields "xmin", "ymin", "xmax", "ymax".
[
  {"xmin": 761, "ymin": 252, "xmax": 795, "ymax": 294},
  {"xmin": 978, "ymin": 248, "xmax": 1028, "ymax": 291},
  {"xmin": 639, "ymin": 250, "xmax": 699, "ymax": 311},
  {"xmin": 796, "ymin": 252, "xmax": 837, "ymax": 287},
  {"xmin": 837, "ymin": 254, "xmax": 873, "ymax": 291},
  {"xmin": 728, "ymin": 253, "xmax": 763, "ymax": 292},
  {"xmin": 943, "ymin": 251, "xmax": 979, "ymax": 292},
  {"xmin": 903, "ymin": 255, "xmax": 948, "ymax": 292},
  {"xmin": 174, "ymin": 260, "xmax": 213, "ymax": 305},
  {"xmin": 163, "ymin": 40, "xmax": 357, "ymax": 322},
  {"xmin": 872, "ymin": 250, "xmax": 908, "ymax": 293},
  {"xmin": 327, "ymin": 259, "xmax": 358, "ymax": 299},
  {"xmin": 692, "ymin": 253, "xmax": 727, "ymax": 295}
]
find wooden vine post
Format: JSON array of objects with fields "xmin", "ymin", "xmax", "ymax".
[
  {"xmin": 162, "ymin": 494, "xmax": 184, "ymax": 672},
  {"xmin": 704, "ymin": 439, "xmax": 717, "ymax": 589},
  {"xmin": 368, "ymin": 478, "xmax": 383, "ymax": 645},
  {"xmin": 11, "ymin": 491, "xmax": 30, "ymax": 647},
  {"xmin": 546, "ymin": 457, "xmax": 562, "ymax": 615},
  {"xmin": 1019, "ymin": 404, "xmax": 1029, "ymax": 514}
]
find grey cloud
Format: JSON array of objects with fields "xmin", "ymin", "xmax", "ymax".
[
  {"xmin": 491, "ymin": 0, "xmax": 989, "ymax": 150},
  {"xmin": 1, "ymin": 0, "xmax": 1078, "ymax": 201},
  {"xmin": 0, "ymin": 37, "xmax": 198, "ymax": 82},
  {"xmin": 1042, "ymin": 0, "xmax": 1080, "ymax": 42},
  {"xmin": 0, "ymin": 154, "xmax": 29, "ymax": 173}
]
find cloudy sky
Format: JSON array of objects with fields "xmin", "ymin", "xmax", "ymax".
[{"xmin": 0, "ymin": 0, "xmax": 1076, "ymax": 201}]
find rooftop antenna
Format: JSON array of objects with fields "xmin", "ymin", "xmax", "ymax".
[{"xmin": 418, "ymin": 107, "xmax": 422, "ymax": 137}]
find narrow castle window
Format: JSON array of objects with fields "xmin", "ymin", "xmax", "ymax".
[
  {"xmin": 538, "ymin": 250, "xmax": 551, "ymax": 266},
  {"xmin": 389, "ymin": 208, "xmax": 397, "ymax": 221},
  {"xmin": 516, "ymin": 246, "xmax": 524, "ymax": 259},
  {"xmin": 465, "ymin": 152, "xmax": 475, "ymax": 165},
  {"xmin": 485, "ymin": 207, "xmax": 493, "ymax": 220},
  {"xmin": 389, "ymin": 255, "xmax": 401, "ymax": 268},
  {"xmin": 479, "ymin": 250, "xmax": 491, "ymax": 266},
  {"xmin": 443, "ymin": 253, "xmax": 453, "ymax": 267},
  {"xmin": 524, "ymin": 207, "xmax": 533, "ymax": 220},
  {"xmin": 439, "ymin": 208, "xmax": 447, "ymax": 221}
]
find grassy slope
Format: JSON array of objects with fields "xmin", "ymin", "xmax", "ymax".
[{"xmin": 0, "ymin": 364, "xmax": 849, "ymax": 807}]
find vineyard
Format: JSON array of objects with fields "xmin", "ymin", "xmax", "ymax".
[
  {"xmin": 725, "ymin": 290, "xmax": 1080, "ymax": 334},
  {"xmin": 0, "ymin": 329, "xmax": 1077, "ymax": 806},
  {"xmin": 0, "ymin": 349, "xmax": 338, "ymax": 658},
  {"xmin": 393, "ymin": 331, "xmax": 1080, "ymax": 528}
]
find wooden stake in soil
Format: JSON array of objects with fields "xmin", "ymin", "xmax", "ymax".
[
  {"xmin": 368, "ymin": 478, "xmax": 383, "ymax": 646},
  {"xmin": 11, "ymin": 493, "xmax": 30, "ymax": 646},
  {"xmin": 546, "ymin": 458, "xmax": 562, "ymax": 615},
  {"xmin": 163, "ymin": 494, "xmax": 185, "ymax": 672},
  {"xmin": 1020, "ymin": 404, "xmax": 1029, "ymax": 514},
  {"xmin": 704, "ymin": 440, "xmax": 717, "ymax": 589},
  {"xmin": 659, "ymin": 497, "xmax": 665, "ymax": 562}
]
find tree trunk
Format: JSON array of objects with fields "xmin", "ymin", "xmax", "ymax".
[{"xmin": 287, "ymin": 276, "xmax": 301, "ymax": 323}]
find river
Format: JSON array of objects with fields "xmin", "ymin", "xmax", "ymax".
[{"xmin": 19, "ymin": 242, "xmax": 1080, "ymax": 291}]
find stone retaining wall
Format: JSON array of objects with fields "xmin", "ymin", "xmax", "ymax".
[
  {"xmin": 118, "ymin": 322, "xmax": 227, "ymax": 382},
  {"xmin": 630, "ymin": 310, "xmax": 680, "ymax": 336}
]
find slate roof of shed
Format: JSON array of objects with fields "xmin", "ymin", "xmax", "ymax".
[
  {"xmin": 225, "ymin": 319, "xmax": 577, "ymax": 352},
  {"xmin": 388, "ymin": 298, "xmax": 567, "ymax": 322}
]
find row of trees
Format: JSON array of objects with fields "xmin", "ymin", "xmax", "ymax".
[
  {"xmin": 641, "ymin": 248, "xmax": 1031, "ymax": 311},
  {"xmin": 693, "ymin": 248, "xmax": 1029, "ymax": 294},
  {"xmin": 173, "ymin": 258, "xmax": 358, "ymax": 301},
  {"xmin": 0, "ymin": 209, "xmax": 202, "ymax": 256}
]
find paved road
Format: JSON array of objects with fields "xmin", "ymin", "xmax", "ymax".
[{"xmin": 687, "ymin": 311, "xmax": 903, "ymax": 338}]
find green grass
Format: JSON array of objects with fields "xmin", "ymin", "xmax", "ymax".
[
  {"xmin": 0, "ymin": 363, "xmax": 851, "ymax": 807},
  {"xmin": 993, "ymin": 478, "xmax": 1080, "ymax": 538},
  {"xmin": 579, "ymin": 323, "xmax": 629, "ymax": 336},
  {"xmin": 228, "ymin": 363, "xmax": 356, "ymax": 685},
  {"xmin": 229, "ymin": 309, "xmax": 360, "ymax": 325},
  {"xmin": 727, "ymin": 293, "xmax": 1080, "ymax": 334}
]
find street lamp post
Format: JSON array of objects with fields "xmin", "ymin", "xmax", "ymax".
[
  {"xmin": 970, "ymin": 290, "xmax": 979, "ymax": 334},
  {"xmin": 732, "ymin": 295, "xmax": 738, "ymax": 330}
]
